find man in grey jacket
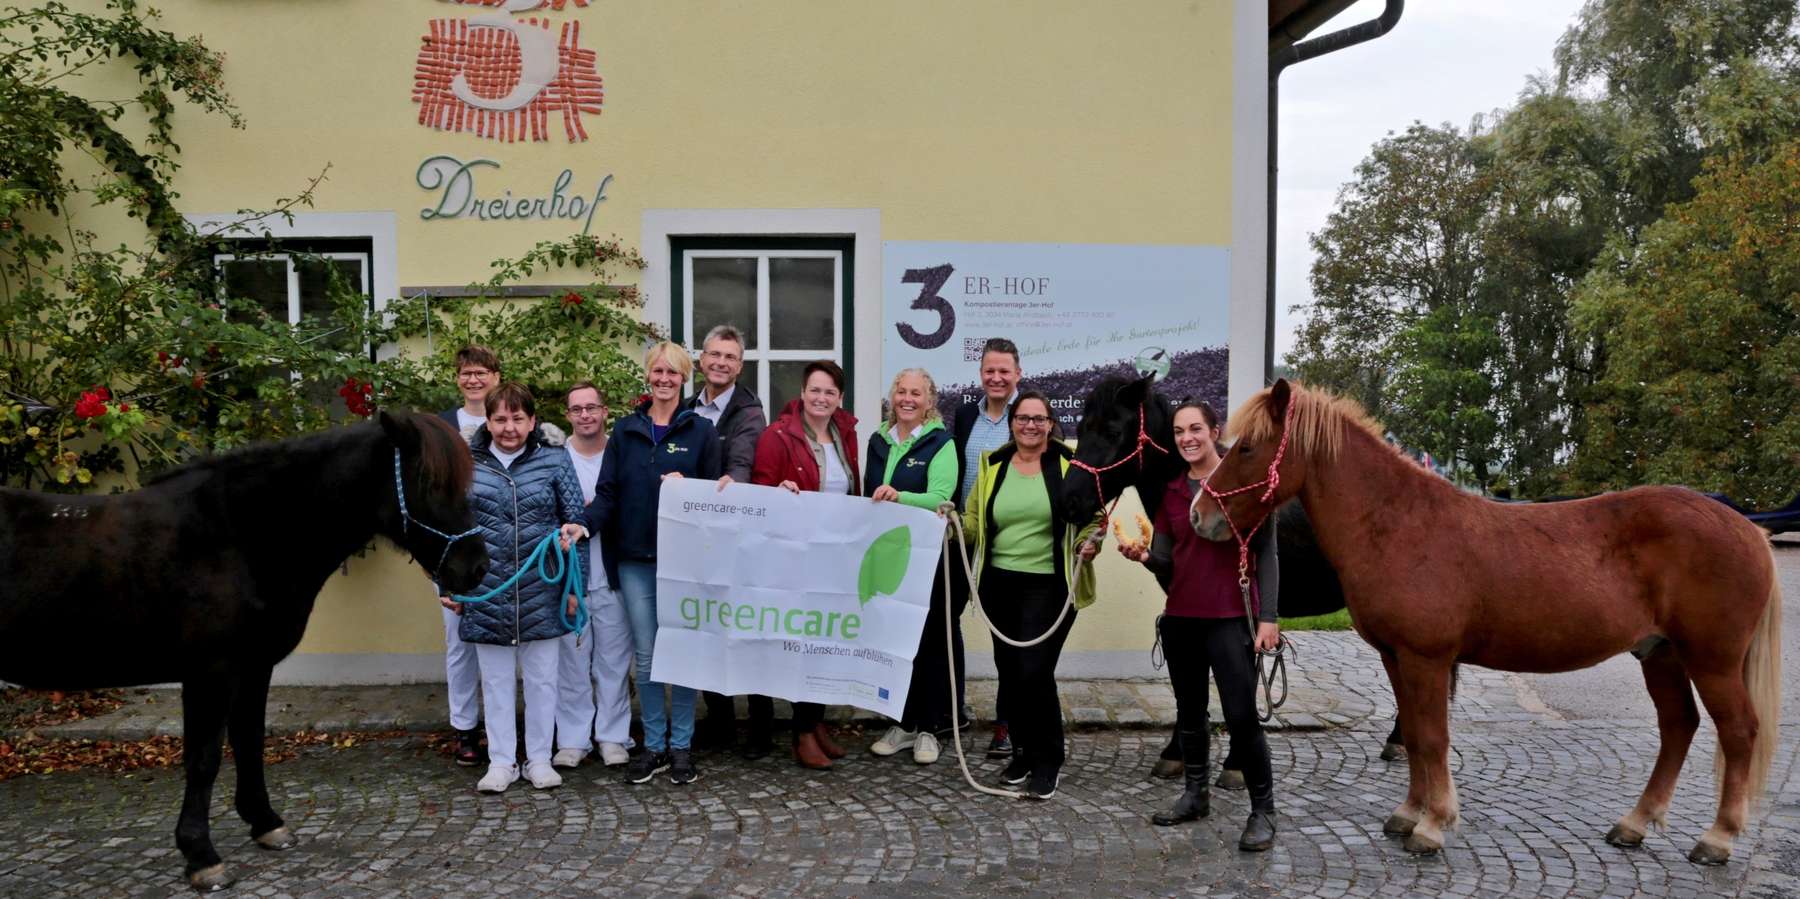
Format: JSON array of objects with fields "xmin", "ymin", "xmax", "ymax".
[{"xmin": 684, "ymin": 324, "xmax": 773, "ymax": 756}]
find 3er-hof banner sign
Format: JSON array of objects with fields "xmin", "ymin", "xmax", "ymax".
[
  {"xmin": 882, "ymin": 241, "xmax": 1232, "ymax": 431},
  {"xmin": 653, "ymin": 479, "xmax": 946, "ymax": 717}
]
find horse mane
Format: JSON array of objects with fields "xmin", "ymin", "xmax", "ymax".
[
  {"xmin": 414, "ymin": 413, "xmax": 473, "ymax": 497},
  {"xmin": 1227, "ymin": 382, "xmax": 1387, "ymax": 463},
  {"xmin": 143, "ymin": 411, "xmax": 471, "ymax": 496},
  {"xmin": 1079, "ymin": 374, "xmax": 1140, "ymax": 424}
]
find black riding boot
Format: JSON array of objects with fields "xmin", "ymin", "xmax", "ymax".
[
  {"xmin": 1151, "ymin": 726, "xmax": 1210, "ymax": 825},
  {"xmin": 1238, "ymin": 778, "xmax": 1278, "ymax": 851}
]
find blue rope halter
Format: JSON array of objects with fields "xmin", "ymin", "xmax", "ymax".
[
  {"xmin": 393, "ymin": 448, "xmax": 590, "ymax": 638},
  {"xmin": 393, "ymin": 448, "xmax": 482, "ymax": 586}
]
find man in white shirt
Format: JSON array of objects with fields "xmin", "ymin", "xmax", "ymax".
[{"xmin": 551, "ymin": 382, "xmax": 635, "ymax": 768}]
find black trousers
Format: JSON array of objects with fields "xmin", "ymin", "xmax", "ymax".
[
  {"xmin": 702, "ymin": 691, "xmax": 773, "ymax": 736},
  {"xmin": 793, "ymin": 701, "xmax": 825, "ymax": 731},
  {"xmin": 902, "ymin": 567, "xmax": 963, "ymax": 732},
  {"xmin": 986, "ymin": 567, "xmax": 1076, "ymax": 777},
  {"xmin": 1160, "ymin": 615, "xmax": 1272, "ymax": 792}
]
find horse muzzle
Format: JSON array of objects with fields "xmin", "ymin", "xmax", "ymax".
[{"xmin": 1190, "ymin": 506, "xmax": 1234, "ymax": 543}]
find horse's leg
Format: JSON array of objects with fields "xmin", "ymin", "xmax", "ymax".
[
  {"xmin": 228, "ymin": 666, "xmax": 296, "ymax": 852},
  {"xmin": 1606, "ymin": 643, "xmax": 1698, "ymax": 849},
  {"xmin": 1378, "ymin": 649, "xmax": 1424, "ymax": 836},
  {"xmin": 177, "ymin": 676, "xmax": 234, "ymax": 892},
  {"xmin": 1397, "ymin": 657, "xmax": 1457, "ymax": 855},
  {"xmin": 1381, "ymin": 718, "xmax": 1406, "ymax": 762},
  {"xmin": 1686, "ymin": 665, "xmax": 1758, "ymax": 865}
]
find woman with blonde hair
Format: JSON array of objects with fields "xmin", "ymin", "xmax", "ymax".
[
  {"xmin": 587, "ymin": 341, "xmax": 725, "ymax": 787},
  {"xmin": 864, "ymin": 368, "xmax": 960, "ymax": 764}
]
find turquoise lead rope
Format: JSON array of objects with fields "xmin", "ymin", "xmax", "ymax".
[{"xmin": 452, "ymin": 531, "xmax": 589, "ymax": 639}]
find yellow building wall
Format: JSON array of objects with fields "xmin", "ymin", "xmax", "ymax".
[{"xmin": 67, "ymin": 0, "xmax": 1248, "ymax": 679}]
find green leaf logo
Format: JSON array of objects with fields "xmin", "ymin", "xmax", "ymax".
[{"xmin": 857, "ymin": 526, "xmax": 912, "ymax": 607}]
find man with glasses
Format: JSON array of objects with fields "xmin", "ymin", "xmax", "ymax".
[
  {"xmin": 683, "ymin": 324, "xmax": 773, "ymax": 757},
  {"xmin": 436, "ymin": 345, "xmax": 501, "ymax": 767},
  {"xmin": 552, "ymin": 383, "xmax": 636, "ymax": 770},
  {"xmin": 953, "ymin": 338, "xmax": 1023, "ymax": 759}
]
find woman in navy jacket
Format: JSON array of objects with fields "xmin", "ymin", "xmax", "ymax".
[{"xmin": 587, "ymin": 341, "xmax": 724, "ymax": 787}]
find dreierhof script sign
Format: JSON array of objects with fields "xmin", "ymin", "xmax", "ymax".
[
  {"xmin": 653, "ymin": 479, "xmax": 946, "ymax": 717},
  {"xmin": 416, "ymin": 155, "xmax": 613, "ymax": 233}
]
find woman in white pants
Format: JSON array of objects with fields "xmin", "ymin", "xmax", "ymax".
[
  {"xmin": 554, "ymin": 383, "xmax": 635, "ymax": 768},
  {"xmin": 446, "ymin": 383, "xmax": 589, "ymax": 794}
]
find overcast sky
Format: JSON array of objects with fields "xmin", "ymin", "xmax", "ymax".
[{"xmin": 1273, "ymin": 0, "xmax": 1588, "ymax": 361}]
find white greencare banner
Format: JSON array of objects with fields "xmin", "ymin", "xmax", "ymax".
[{"xmin": 652, "ymin": 479, "xmax": 946, "ymax": 717}]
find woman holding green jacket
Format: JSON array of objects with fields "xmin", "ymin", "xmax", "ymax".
[
  {"xmin": 865, "ymin": 368, "xmax": 960, "ymax": 765},
  {"xmin": 961, "ymin": 390, "xmax": 1100, "ymax": 799}
]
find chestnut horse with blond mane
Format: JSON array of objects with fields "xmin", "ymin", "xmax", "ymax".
[{"xmin": 1193, "ymin": 379, "xmax": 1782, "ymax": 866}]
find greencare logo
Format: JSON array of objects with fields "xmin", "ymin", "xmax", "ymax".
[
  {"xmin": 664, "ymin": 442, "xmax": 688, "ymax": 454},
  {"xmin": 677, "ymin": 525, "xmax": 914, "ymax": 640},
  {"xmin": 857, "ymin": 526, "xmax": 911, "ymax": 607}
]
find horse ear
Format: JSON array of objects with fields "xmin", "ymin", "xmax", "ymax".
[
  {"xmin": 380, "ymin": 410, "xmax": 421, "ymax": 452},
  {"xmin": 1269, "ymin": 378, "xmax": 1293, "ymax": 422}
]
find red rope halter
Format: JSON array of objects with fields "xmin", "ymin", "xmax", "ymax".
[
  {"xmin": 1069, "ymin": 402, "xmax": 1171, "ymax": 529},
  {"xmin": 1199, "ymin": 397, "xmax": 1297, "ymax": 584}
]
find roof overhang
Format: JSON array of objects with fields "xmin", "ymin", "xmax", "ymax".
[{"xmin": 1269, "ymin": 0, "xmax": 1363, "ymax": 51}]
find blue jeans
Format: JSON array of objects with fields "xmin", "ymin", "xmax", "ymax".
[{"xmin": 618, "ymin": 560, "xmax": 695, "ymax": 751}]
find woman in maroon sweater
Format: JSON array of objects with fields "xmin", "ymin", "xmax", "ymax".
[
  {"xmin": 1118, "ymin": 400, "xmax": 1281, "ymax": 852},
  {"xmin": 749, "ymin": 360, "xmax": 861, "ymax": 769}
]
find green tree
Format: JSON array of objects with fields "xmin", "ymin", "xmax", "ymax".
[
  {"xmin": 1289, "ymin": 122, "xmax": 1491, "ymax": 429},
  {"xmin": 1567, "ymin": 140, "xmax": 1800, "ymax": 507}
]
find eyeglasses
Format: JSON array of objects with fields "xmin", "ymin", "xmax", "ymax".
[
  {"xmin": 457, "ymin": 369, "xmax": 493, "ymax": 381},
  {"xmin": 567, "ymin": 404, "xmax": 605, "ymax": 416},
  {"xmin": 1014, "ymin": 415, "xmax": 1052, "ymax": 426},
  {"xmin": 803, "ymin": 386, "xmax": 841, "ymax": 398}
]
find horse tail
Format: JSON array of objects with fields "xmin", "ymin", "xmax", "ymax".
[{"xmin": 1727, "ymin": 539, "xmax": 1783, "ymax": 810}]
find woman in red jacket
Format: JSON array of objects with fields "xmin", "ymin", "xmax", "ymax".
[{"xmin": 750, "ymin": 360, "xmax": 862, "ymax": 769}]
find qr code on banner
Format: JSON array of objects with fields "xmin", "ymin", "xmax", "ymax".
[{"xmin": 963, "ymin": 338, "xmax": 987, "ymax": 362}]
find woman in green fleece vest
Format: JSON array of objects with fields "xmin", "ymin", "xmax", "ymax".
[
  {"xmin": 864, "ymin": 368, "xmax": 960, "ymax": 765},
  {"xmin": 960, "ymin": 390, "xmax": 1100, "ymax": 799}
]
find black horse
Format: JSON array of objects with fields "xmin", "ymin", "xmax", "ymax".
[
  {"xmin": 1059, "ymin": 375, "xmax": 1408, "ymax": 769},
  {"xmin": 0, "ymin": 411, "xmax": 487, "ymax": 891}
]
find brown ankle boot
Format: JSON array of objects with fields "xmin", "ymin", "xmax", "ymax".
[
  {"xmin": 813, "ymin": 724, "xmax": 847, "ymax": 759},
  {"xmin": 794, "ymin": 732, "xmax": 834, "ymax": 769}
]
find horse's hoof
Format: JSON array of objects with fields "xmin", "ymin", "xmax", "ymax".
[
  {"xmin": 1383, "ymin": 814, "xmax": 1417, "ymax": 836},
  {"xmin": 254, "ymin": 826, "xmax": 297, "ymax": 851},
  {"xmin": 1688, "ymin": 840, "xmax": 1731, "ymax": 866},
  {"xmin": 1380, "ymin": 742, "xmax": 1406, "ymax": 762},
  {"xmin": 188, "ymin": 864, "xmax": 233, "ymax": 892},
  {"xmin": 1604, "ymin": 824, "xmax": 1644, "ymax": 848},
  {"xmin": 1403, "ymin": 832, "xmax": 1443, "ymax": 855},
  {"xmin": 1214, "ymin": 768, "xmax": 1246, "ymax": 791}
]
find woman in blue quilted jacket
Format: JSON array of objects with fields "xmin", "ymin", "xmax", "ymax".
[{"xmin": 442, "ymin": 382, "xmax": 589, "ymax": 795}]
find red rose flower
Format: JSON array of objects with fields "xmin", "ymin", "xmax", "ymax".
[
  {"xmin": 562, "ymin": 291, "xmax": 584, "ymax": 307},
  {"xmin": 74, "ymin": 388, "xmax": 109, "ymax": 420}
]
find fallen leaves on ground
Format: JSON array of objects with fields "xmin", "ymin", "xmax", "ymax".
[
  {"xmin": 0, "ymin": 688, "xmax": 126, "ymax": 731},
  {"xmin": 0, "ymin": 729, "xmax": 418, "ymax": 782}
]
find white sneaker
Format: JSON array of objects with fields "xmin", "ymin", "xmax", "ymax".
[
  {"xmin": 598, "ymin": 742, "xmax": 630, "ymax": 767},
  {"xmin": 870, "ymin": 726, "xmax": 917, "ymax": 757},
  {"xmin": 476, "ymin": 764, "xmax": 519, "ymax": 794},
  {"xmin": 526, "ymin": 761, "xmax": 563, "ymax": 790},
  {"xmin": 913, "ymin": 731, "xmax": 941, "ymax": 765},
  {"xmin": 551, "ymin": 748, "xmax": 587, "ymax": 769}
]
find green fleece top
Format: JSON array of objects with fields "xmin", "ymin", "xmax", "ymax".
[
  {"xmin": 990, "ymin": 470, "xmax": 1054, "ymax": 574},
  {"xmin": 876, "ymin": 418, "xmax": 957, "ymax": 511}
]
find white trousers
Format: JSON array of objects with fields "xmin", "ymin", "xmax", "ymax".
[
  {"xmin": 442, "ymin": 604, "xmax": 481, "ymax": 731},
  {"xmin": 555, "ymin": 586, "xmax": 636, "ymax": 749},
  {"xmin": 474, "ymin": 639, "xmax": 561, "ymax": 769}
]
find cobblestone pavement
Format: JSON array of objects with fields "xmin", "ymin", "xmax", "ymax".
[{"xmin": 3, "ymin": 626, "xmax": 1797, "ymax": 897}]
